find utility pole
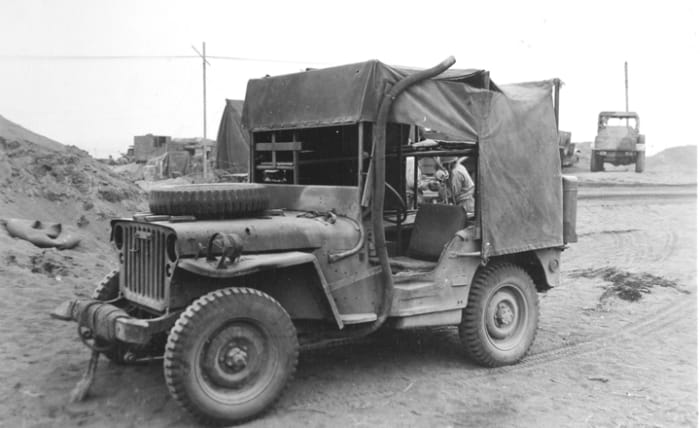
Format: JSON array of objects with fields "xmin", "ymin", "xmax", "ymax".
[
  {"xmin": 624, "ymin": 61, "xmax": 629, "ymax": 126},
  {"xmin": 624, "ymin": 61, "xmax": 629, "ymax": 113},
  {"xmin": 192, "ymin": 42, "xmax": 210, "ymax": 179}
]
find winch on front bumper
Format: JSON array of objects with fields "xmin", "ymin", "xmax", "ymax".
[{"xmin": 50, "ymin": 299, "xmax": 180, "ymax": 345}]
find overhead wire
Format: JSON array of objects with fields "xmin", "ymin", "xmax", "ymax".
[
  {"xmin": 0, "ymin": 54, "xmax": 333, "ymax": 65},
  {"xmin": 0, "ymin": 55, "xmax": 196, "ymax": 60}
]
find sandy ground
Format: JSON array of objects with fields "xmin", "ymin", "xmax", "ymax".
[
  {"xmin": 0, "ymin": 179, "xmax": 695, "ymax": 427},
  {"xmin": 1, "ymin": 113, "xmax": 696, "ymax": 427}
]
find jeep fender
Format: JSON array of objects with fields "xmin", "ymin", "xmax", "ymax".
[
  {"xmin": 177, "ymin": 251, "xmax": 344, "ymax": 328},
  {"xmin": 533, "ymin": 248, "xmax": 562, "ymax": 288},
  {"xmin": 492, "ymin": 247, "xmax": 562, "ymax": 291}
]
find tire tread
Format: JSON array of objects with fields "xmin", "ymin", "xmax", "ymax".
[
  {"xmin": 458, "ymin": 262, "xmax": 539, "ymax": 368},
  {"xmin": 149, "ymin": 183, "xmax": 270, "ymax": 219},
  {"xmin": 164, "ymin": 287, "xmax": 298, "ymax": 426}
]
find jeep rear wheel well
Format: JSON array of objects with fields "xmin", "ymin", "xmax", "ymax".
[{"xmin": 491, "ymin": 252, "xmax": 551, "ymax": 292}]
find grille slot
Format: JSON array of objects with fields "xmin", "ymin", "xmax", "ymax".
[{"xmin": 119, "ymin": 222, "xmax": 169, "ymax": 311}]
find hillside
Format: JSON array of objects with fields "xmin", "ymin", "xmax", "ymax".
[
  {"xmin": 0, "ymin": 115, "xmax": 147, "ymax": 255},
  {"xmin": 647, "ymin": 145, "xmax": 697, "ymax": 173},
  {"xmin": 565, "ymin": 143, "xmax": 697, "ymax": 186},
  {"xmin": 0, "ymin": 114, "xmax": 65, "ymax": 152}
]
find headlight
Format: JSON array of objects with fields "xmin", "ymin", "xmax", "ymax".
[
  {"xmin": 166, "ymin": 234, "xmax": 178, "ymax": 262},
  {"xmin": 113, "ymin": 225, "xmax": 124, "ymax": 250}
]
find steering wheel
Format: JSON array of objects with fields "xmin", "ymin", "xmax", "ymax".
[{"xmin": 384, "ymin": 182, "xmax": 408, "ymax": 224}]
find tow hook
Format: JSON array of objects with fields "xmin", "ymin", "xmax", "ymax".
[
  {"xmin": 69, "ymin": 323, "xmax": 113, "ymax": 403},
  {"xmin": 69, "ymin": 350, "xmax": 100, "ymax": 403}
]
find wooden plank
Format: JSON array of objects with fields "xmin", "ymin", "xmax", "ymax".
[
  {"xmin": 249, "ymin": 131, "xmax": 255, "ymax": 183},
  {"xmin": 255, "ymin": 141, "xmax": 303, "ymax": 151},
  {"xmin": 292, "ymin": 131, "xmax": 299, "ymax": 184},
  {"xmin": 256, "ymin": 163, "xmax": 294, "ymax": 170},
  {"xmin": 297, "ymin": 156, "xmax": 359, "ymax": 165},
  {"xmin": 357, "ymin": 122, "xmax": 364, "ymax": 190},
  {"xmin": 271, "ymin": 133, "xmax": 276, "ymax": 168}
]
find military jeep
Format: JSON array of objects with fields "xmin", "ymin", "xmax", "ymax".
[
  {"xmin": 52, "ymin": 57, "xmax": 578, "ymax": 425},
  {"xmin": 590, "ymin": 111, "xmax": 645, "ymax": 172}
]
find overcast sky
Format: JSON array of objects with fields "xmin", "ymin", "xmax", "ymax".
[{"xmin": 0, "ymin": 0, "xmax": 697, "ymax": 157}]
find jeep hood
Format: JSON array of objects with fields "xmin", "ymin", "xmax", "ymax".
[{"xmin": 154, "ymin": 213, "xmax": 360, "ymax": 258}]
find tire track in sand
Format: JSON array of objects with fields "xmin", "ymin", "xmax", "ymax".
[
  {"xmin": 282, "ymin": 296, "xmax": 691, "ymax": 411},
  {"xmin": 281, "ymin": 196, "xmax": 693, "ymax": 412}
]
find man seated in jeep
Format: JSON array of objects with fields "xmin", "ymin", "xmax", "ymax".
[
  {"xmin": 443, "ymin": 156, "xmax": 475, "ymax": 215},
  {"xmin": 406, "ymin": 156, "xmax": 449, "ymax": 206}
]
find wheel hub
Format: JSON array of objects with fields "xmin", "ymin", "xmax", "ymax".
[
  {"xmin": 221, "ymin": 345, "xmax": 249, "ymax": 372},
  {"xmin": 485, "ymin": 287, "xmax": 525, "ymax": 343},
  {"xmin": 494, "ymin": 302, "xmax": 515, "ymax": 327},
  {"xmin": 200, "ymin": 323, "xmax": 268, "ymax": 390}
]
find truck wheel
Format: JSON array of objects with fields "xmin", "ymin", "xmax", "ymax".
[
  {"xmin": 92, "ymin": 269, "xmax": 120, "ymax": 300},
  {"xmin": 91, "ymin": 270, "xmax": 129, "ymax": 364},
  {"xmin": 635, "ymin": 151, "xmax": 645, "ymax": 173},
  {"xmin": 459, "ymin": 263, "xmax": 539, "ymax": 367},
  {"xmin": 149, "ymin": 183, "xmax": 270, "ymax": 219},
  {"xmin": 164, "ymin": 288, "xmax": 298, "ymax": 425}
]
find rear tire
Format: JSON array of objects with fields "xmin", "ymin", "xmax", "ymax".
[
  {"xmin": 635, "ymin": 151, "xmax": 645, "ymax": 173},
  {"xmin": 164, "ymin": 288, "xmax": 298, "ymax": 425},
  {"xmin": 459, "ymin": 262, "xmax": 539, "ymax": 367}
]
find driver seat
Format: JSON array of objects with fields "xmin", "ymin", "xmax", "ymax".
[{"xmin": 389, "ymin": 203, "xmax": 467, "ymax": 273}]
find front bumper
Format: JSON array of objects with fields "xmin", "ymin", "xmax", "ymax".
[{"xmin": 50, "ymin": 299, "xmax": 180, "ymax": 345}]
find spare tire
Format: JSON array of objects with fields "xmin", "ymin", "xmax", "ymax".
[{"xmin": 149, "ymin": 183, "xmax": 270, "ymax": 219}]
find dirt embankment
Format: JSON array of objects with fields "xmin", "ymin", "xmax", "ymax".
[
  {"xmin": 565, "ymin": 143, "xmax": 697, "ymax": 187},
  {"xmin": 646, "ymin": 145, "xmax": 698, "ymax": 173},
  {"xmin": 0, "ymin": 116, "xmax": 151, "ymax": 426},
  {"xmin": 0, "ymin": 114, "xmax": 147, "ymax": 325},
  {"xmin": 0, "ymin": 115, "xmax": 146, "ymax": 237}
]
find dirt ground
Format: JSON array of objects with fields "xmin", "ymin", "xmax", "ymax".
[
  {"xmin": 0, "ymin": 185, "xmax": 695, "ymax": 428},
  {"xmin": 0, "ymin": 123, "xmax": 696, "ymax": 427}
]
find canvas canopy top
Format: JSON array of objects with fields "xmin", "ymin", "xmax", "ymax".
[
  {"xmin": 242, "ymin": 59, "xmax": 563, "ymax": 257},
  {"xmin": 243, "ymin": 60, "xmax": 495, "ymax": 137}
]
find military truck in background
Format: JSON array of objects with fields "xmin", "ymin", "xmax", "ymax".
[
  {"xmin": 590, "ymin": 111, "xmax": 645, "ymax": 172},
  {"xmin": 52, "ymin": 57, "xmax": 578, "ymax": 425}
]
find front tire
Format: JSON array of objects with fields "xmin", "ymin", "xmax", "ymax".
[
  {"xmin": 92, "ymin": 270, "xmax": 130, "ymax": 364},
  {"xmin": 164, "ymin": 288, "xmax": 298, "ymax": 425},
  {"xmin": 459, "ymin": 263, "xmax": 539, "ymax": 367},
  {"xmin": 92, "ymin": 269, "xmax": 120, "ymax": 300}
]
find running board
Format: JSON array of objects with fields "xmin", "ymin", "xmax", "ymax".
[{"xmin": 339, "ymin": 313, "xmax": 377, "ymax": 324}]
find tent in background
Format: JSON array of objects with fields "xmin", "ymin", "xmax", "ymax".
[{"xmin": 215, "ymin": 99, "xmax": 249, "ymax": 172}]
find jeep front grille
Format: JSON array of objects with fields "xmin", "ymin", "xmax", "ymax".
[{"xmin": 117, "ymin": 222, "xmax": 170, "ymax": 311}]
